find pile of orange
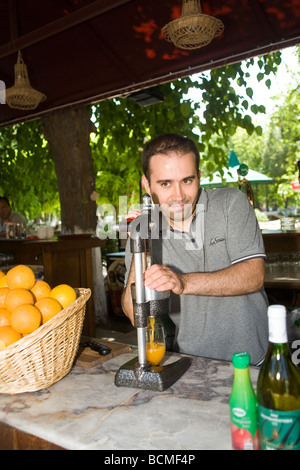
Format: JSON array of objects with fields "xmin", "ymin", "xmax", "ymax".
[{"xmin": 0, "ymin": 265, "xmax": 77, "ymax": 350}]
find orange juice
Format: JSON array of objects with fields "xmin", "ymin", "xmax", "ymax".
[
  {"xmin": 146, "ymin": 316, "xmax": 166, "ymax": 365},
  {"xmin": 146, "ymin": 342, "xmax": 166, "ymax": 366}
]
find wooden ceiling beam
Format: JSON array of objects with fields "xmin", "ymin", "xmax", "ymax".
[{"xmin": 0, "ymin": 0, "xmax": 132, "ymax": 59}]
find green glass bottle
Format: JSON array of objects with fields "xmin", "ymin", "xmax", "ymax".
[
  {"xmin": 257, "ymin": 304, "xmax": 300, "ymax": 450},
  {"xmin": 229, "ymin": 352, "xmax": 260, "ymax": 450}
]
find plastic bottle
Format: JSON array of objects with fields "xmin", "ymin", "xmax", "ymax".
[
  {"xmin": 257, "ymin": 304, "xmax": 300, "ymax": 450},
  {"xmin": 229, "ymin": 352, "xmax": 260, "ymax": 450}
]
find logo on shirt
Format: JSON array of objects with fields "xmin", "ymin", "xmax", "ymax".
[{"xmin": 209, "ymin": 237, "xmax": 225, "ymax": 246}]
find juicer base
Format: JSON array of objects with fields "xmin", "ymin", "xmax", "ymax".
[{"xmin": 114, "ymin": 356, "xmax": 191, "ymax": 391}]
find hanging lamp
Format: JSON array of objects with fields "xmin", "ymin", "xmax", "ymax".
[
  {"xmin": 161, "ymin": 0, "xmax": 224, "ymax": 50},
  {"xmin": 6, "ymin": 51, "xmax": 46, "ymax": 111}
]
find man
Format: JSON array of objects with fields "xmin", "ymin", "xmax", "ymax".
[
  {"xmin": 0, "ymin": 197, "xmax": 27, "ymax": 235},
  {"xmin": 122, "ymin": 134, "xmax": 268, "ymax": 365}
]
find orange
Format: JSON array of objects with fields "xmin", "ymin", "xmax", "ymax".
[
  {"xmin": 50, "ymin": 284, "xmax": 77, "ymax": 308},
  {"xmin": 5, "ymin": 288, "xmax": 35, "ymax": 313},
  {"xmin": 35, "ymin": 297, "xmax": 62, "ymax": 324},
  {"xmin": 0, "ymin": 274, "xmax": 8, "ymax": 288},
  {"xmin": 0, "ymin": 287, "xmax": 9, "ymax": 308},
  {"xmin": 0, "ymin": 271, "xmax": 4, "ymax": 280},
  {"xmin": 11, "ymin": 304, "xmax": 42, "ymax": 335},
  {"xmin": 0, "ymin": 326, "xmax": 22, "ymax": 350},
  {"xmin": 6, "ymin": 264, "xmax": 36, "ymax": 290},
  {"xmin": 0, "ymin": 307, "xmax": 11, "ymax": 327},
  {"xmin": 31, "ymin": 280, "xmax": 51, "ymax": 301}
]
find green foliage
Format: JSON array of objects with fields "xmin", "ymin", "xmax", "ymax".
[
  {"xmin": 230, "ymin": 59, "xmax": 300, "ymax": 211},
  {"xmin": 263, "ymin": 81, "xmax": 300, "ymax": 209},
  {"xmin": 0, "ymin": 50, "xmax": 287, "ymax": 220},
  {"xmin": 255, "ymin": 208, "xmax": 269, "ymax": 222},
  {"xmin": 0, "ymin": 119, "xmax": 60, "ymax": 221},
  {"xmin": 91, "ymin": 52, "xmax": 282, "ymax": 209},
  {"xmin": 91, "ymin": 78, "xmax": 202, "ymax": 210}
]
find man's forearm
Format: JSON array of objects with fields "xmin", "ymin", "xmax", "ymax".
[
  {"xmin": 180, "ymin": 258, "xmax": 265, "ymax": 296},
  {"xmin": 144, "ymin": 258, "xmax": 265, "ymax": 297},
  {"xmin": 121, "ymin": 286, "xmax": 134, "ymax": 325},
  {"xmin": 121, "ymin": 259, "xmax": 135, "ymax": 325},
  {"xmin": 123, "ymin": 257, "xmax": 265, "ymax": 321}
]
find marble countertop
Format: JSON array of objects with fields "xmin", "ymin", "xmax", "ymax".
[{"xmin": 0, "ymin": 349, "xmax": 259, "ymax": 451}]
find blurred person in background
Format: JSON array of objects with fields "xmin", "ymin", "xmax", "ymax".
[{"xmin": 0, "ymin": 197, "xmax": 27, "ymax": 236}]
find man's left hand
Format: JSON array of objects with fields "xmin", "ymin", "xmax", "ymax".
[{"xmin": 144, "ymin": 264, "xmax": 184, "ymax": 295}]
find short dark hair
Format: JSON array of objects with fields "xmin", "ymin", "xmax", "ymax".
[
  {"xmin": 142, "ymin": 133, "xmax": 200, "ymax": 181},
  {"xmin": 0, "ymin": 197, "xmax": 10, "ymax": 206}
]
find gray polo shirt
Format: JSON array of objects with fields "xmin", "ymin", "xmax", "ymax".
[{"xmin": 125, "ymin": 187, "xmax": 268, "ymax": 365}]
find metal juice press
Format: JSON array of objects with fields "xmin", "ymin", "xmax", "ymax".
[{"xmin": 114, "ymin": 194, "xmax": 191, "ymax": 391}]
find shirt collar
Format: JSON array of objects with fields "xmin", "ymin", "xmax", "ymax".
[{"xmin": 191, "ymin": 188, "xmax": 208, "ymax": 223}]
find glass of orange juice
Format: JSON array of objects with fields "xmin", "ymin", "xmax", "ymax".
[{"xmin": 146, "ymin": 319, "xmax": 166, "ymax": 366}]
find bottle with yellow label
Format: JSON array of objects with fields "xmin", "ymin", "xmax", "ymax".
[{"xmin": 257, "ymin": 305, "xmax": 300, "ymax": 450}]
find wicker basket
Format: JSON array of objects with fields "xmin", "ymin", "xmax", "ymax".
[
  {"xmin": 161, "ymin": 0, "xmax": 224, "ymax": 50},
  {"xmin": 6, "ymin": 51, "xmax": 46, "ymax": 111},
  {"xmin": 0, "ymin": 288, "xmax": 91, "ymax": 395}
]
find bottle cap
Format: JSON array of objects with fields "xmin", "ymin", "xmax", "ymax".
[
  {"xmin": 267, "ymin": 304, "xmax": 286, "ymax": 318},
  {"xmin": 232, "ymin": 352, "xmax": 250, "ymax": 369},
  {"xmin": 267, "ymin": 304, "xmax": 287, "ymax": 344}
]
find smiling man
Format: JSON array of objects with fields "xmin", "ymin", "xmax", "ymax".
[
  {"xmin": 144, "ymin": 151, "xmax": 199, "ymax": 233},
  {"xmin": 122, "ymin": 133, "xmax": 268, "ymax": 365}
]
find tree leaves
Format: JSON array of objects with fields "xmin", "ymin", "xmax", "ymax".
[
  {"xmin": 0, "ymin": 50, "xmax": 285, "ymax": 218},
  {"xmin": 0, "ymin": 120, "xmax": 59, "ymax": 221}
]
